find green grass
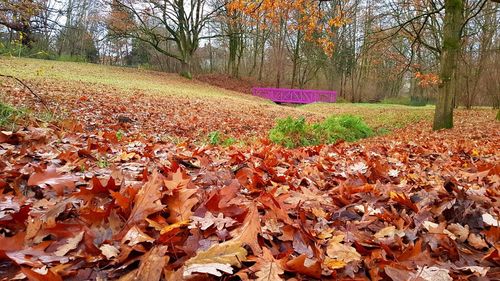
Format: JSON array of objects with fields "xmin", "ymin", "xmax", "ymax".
[
  {"xmin": 0, "ymin": 102, "xmax": 25, "ymax": 129},
  {"xmin": 206, "ymin": 131, "xmax": 239, "ymax": 146},
  {"xmin": 300, "ymin": 103, "xmax": 433, "ymax": 131},
  {"xmin": 269, "ymin": 115, "xmax": 374, "ymax": 148},
  {"xmin": 0, "ymin": 57, "xmax": 260, "ymax": 102}
]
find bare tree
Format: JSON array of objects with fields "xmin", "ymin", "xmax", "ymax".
[{"xmin": 109, "ymin": 0, "xmax": 222, "ymax": 78}]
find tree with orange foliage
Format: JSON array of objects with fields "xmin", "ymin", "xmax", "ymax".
[{"xmin": 227, "ymin": 0, "xmax": 346, "ymax": 57}]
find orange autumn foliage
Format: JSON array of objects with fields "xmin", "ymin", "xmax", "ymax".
[{"xmin": 227, "ymin": 0, "xmax": 348, "ymax": 57}]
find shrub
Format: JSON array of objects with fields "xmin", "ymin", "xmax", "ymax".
[
  {"xmin": 269, "ymin": 115, "xmax": 373, "ymax": 148},
  {"xmin": 314, "ymin": 115, "xmax": 373, "ymax": 144},
  {"xmin": 269, "ymin": 117, "xmax": 319, "ymax": 148}
]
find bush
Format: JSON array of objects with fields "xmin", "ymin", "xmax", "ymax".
[
  {"xmin": 269, "ymin": 115, "xmax": 373, "ymax": 148},
  {"xmin": 0, "ymin": 41, "xmax": 56, "ymax": 60},
  {"xmin": 269, "ymin": 117, "xmax": 319, "ymax": 148},
  {"xmin": 314, "ymin": 115, "xmax": 373, "ymax": 144}
]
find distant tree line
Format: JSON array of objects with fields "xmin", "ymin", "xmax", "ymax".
[{"xmin": 1, "ymin": 0, "xmax": 499, "ymax": 128}]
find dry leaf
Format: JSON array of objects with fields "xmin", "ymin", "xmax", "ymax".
[
  {"xmin": 190, "ymin": 212, "xmax": 236, "ymax": 231},
  {"xmin": 250, "ymin": 248, "xmax": 284, "ymax": 281},
  {"xmin": 184, "ymin": 241, "xmax": 247, "ymax": 277},
  {"xmin": 125, "ymin": 171, "xmax": 165, "ymax": 228},
  {"xmin": 54, "ymin": 231, "xmax": 84, "ymax": 256},
  {"xmin": 184, "ymin": 263, "xmax": 234, "ymax": 277},
  {"xmin": 28, "ymin": 167, "xmax": 78, "ymax": 194},
  {"xmin": 455, "ymin": 266, "xmax": 489, "ymax": 276},
  {"xmin": 166, "ymin": 188, "xmax": 198, "ymax": 223},
  {"xmin": 100, "ymin": 244, "xmax": 120, "ymax": 259},
  {"xmin": 446, "ymin": 223, "xmax": 469, "ymax": 242},
  {"xmin": 122, "ymin": 225, "xmax": 155, "ymax": 246},
  {"xmin": 230, "ymin": 205, "xmax": 262, "ymax": 255},
  {"xmin": 482, "ymin": 213, "xmax": 499, "ymax": 227},
  {"xmin": 415, "ymin": 266, "xmax": 452, "ymax": 281},
  {"xmin": 423, "ymin": 221, "xmax": 456, "ymax": 240},
  {"xmin": 135, "ymin": 246, "xmax": 169, "ymax": 281},
  {"xmin": 467, "ymin": 233, "xmax": 488, "ymax": 250},
  {"xmin": 325, "ymin": 235, "xmax": 361, "ymax": 269},
  {"xmin": 374, "ymin": 226, "xmax": 405, "ymax": 239}
]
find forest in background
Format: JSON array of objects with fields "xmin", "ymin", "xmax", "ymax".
[{"xmin": 1, "ymin": 0, "xmax": 499, "ymax": 108}]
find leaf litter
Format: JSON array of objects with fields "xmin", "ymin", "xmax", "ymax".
[{"xmin": 0, "ymin": 91, "xmax": 499, "ymax": 280}]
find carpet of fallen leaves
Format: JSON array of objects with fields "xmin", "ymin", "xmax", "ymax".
[
  {"xmin": 1, "ymin": 79, "xmax": 323, "ymax": 142},
  {"xmin": 196, "ymin": 74, "xmax": 271, "ymax": 95},
  {"xmin": 0, "ymin": 106, "xmax": 499, "ymax": 280}
]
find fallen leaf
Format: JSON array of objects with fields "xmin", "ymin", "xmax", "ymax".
[
  {"xmin": 325, "ymin": 235, "xmax": 361, "ymax": 268},
  {"xmin": 230, "ymin": 205, "xmax": 262, "ymax": 255},
  {"xmin": 160, "ymin": 220, "xmax": 190, "ymax": 235},
  {"xmin": 20, "ymin": 266, "xmax": 63, "ymax": 281},
  {"xmin": 446, "ymin": 223, "xmax": 469, "ymax": 242},
  {"xmin": 100, "ymin": 244, "xmax": 120, "ymax": 259},
  {"xmin": 28, "ymin": 167, "xmax": 78, "ymax": 194},
  {"xmin": 166, "ymin": 187, "xmax": 198, "ymax": 223},
  {"xmin": 374, "ymin": 226, "xmax": 405, "ymax": 239},
  {"xmin": 124, "ymin": 171, "xmax": 164, "ymax": 229},
  {"xmin": 415, "ymin": 266, "xmax": 452, "ymax": 281},
  {"xmin": 54, "ymin": 231, "xmax": 84, "ymax": 256},
  {"xmin": 190, "ymin": 212, "xmax": 236, "ymax": 231},
  {"xmin": 467, "ymin": 233, "xmax": 488, "ymax": 250},
  {"xmin": 135, "ymin": 246, "xmax": 169, "ymax": 281},
  {"xmin": 455, "ymin": 266, "xmax": 489, "ymax": 276},
  {"xmin": 285, "ymin": 255, "xmax": 321, "ymax": 279},
  {"xmin": 389, "ymin": 191, "xmax": 419, "ymax": 213},
  {"xmin": 164, "ymin": 167, "xmax": 191, "ymax": 192},
  {"xmin": 184, "ymin": 263, "xmax": 233, "ymax": 277},
  {"xmin": 250, "ymin": 248, "xmax": 284, "ymax": 281},
  {"xmin": 482, "ymin": 213, "xmax": 499, "ymax": 227},
  {"xmin": 423, "ymin": 221, "xmax": 456, "ymax": 240},
  {"xmin": 184, "ymin": 241, "xmax": 247, "ymax": 277},
  {"xmin": 122, "ymin": 225, "xmax": 155, "ymax": 246}
]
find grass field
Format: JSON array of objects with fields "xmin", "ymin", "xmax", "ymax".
[{"xmin": 0, "ymin": 57, "xmax": 488, "ymax": 142}]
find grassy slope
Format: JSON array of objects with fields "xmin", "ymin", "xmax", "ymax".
[{"xmin": 0, "ymin": 57, "xmax": 434, "ymax": 138}]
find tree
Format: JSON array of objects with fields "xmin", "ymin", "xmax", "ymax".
[
  {"xmin": 433, "ymin": 0, "xmax": 464, "ymax": 130},
  {"xmin": 109, "ymin": 0, "xmax": 221, "ymax": 78},
  {"xmin": 0, "ymin": 0, "xmax": 44, "ymax": 46}
]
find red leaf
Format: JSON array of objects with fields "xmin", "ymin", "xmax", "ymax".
[{"xmin": 28, "ymin": 168, "xmax": 78, "ymax": 195}]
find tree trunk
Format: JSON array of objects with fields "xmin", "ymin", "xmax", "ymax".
[
  {"xmin": 180, "ymin": 57, "xmax": 192, "ymax": 79},
  {"xmin": 258, "ymin": 39, "xmax": 265, "ymax": 81},
  {"xmin": 291, "ymin": 30, "xmax": 301, "ymax": 89},
  {"xmin": 433, "ymin": 0, "xmax": 463, "ymax": 130}
]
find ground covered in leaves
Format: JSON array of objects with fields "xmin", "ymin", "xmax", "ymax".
[
  {"xmin": 0, "ymin": 58, "xmax": 433, "ymax": 142},
  {"xmin": 0, "ymin": 108, "xmax": 498, "ymax": 280},
  {"xmin": 0, "ymin": 58, "xmax": 499, "ymax": 280}
]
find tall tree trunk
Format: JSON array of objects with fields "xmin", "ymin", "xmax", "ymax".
[
  {"xmin": 433, "ymin": 0, "xmax": 463, "ymax": 130},
  {"xmin": 291, "ymin": 30, "xmax": 301, "ymax": 89},
  {"xmin": 249, "ymin": 20, "xmax": 259, "ymax": 76}
]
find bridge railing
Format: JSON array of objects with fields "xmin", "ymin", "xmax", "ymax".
[{"xmin": 251, "ymin": 87, "xmax": 337, "ymax": 104}]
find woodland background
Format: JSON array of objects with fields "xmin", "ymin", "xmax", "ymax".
[{"xmin": 1, "ymin": 0, "xmax": 499, "ymax": 108}]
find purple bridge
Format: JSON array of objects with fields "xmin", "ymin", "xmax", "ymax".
[{"xmin": 251, "ymin": 87, "xmax": 337, "ymax": 104}]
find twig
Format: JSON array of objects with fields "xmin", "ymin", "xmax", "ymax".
[{"xmin": 0, "ymin": 74, "xmax": 50, "ymax": 111}]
